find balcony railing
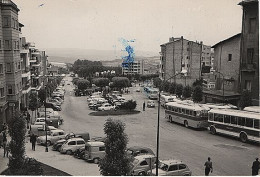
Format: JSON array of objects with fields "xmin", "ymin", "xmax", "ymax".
[{"xmin": 241, "ymin": 63, "xmax": 257, "ymax": 72}]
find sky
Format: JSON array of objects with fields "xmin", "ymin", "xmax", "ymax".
[{"xmin": 13, "ymin": 0, "xmax": 243, "ymax": 53}]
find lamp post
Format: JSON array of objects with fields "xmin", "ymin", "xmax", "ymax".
[
  {"xmin": 214, "ymin": 71, "xmax": 225, "ymax": 104},
  {"xmin": 156, "ymin": 71, "xmax": 186, "ymax": 176},
  {"xmin": 44, "ymin": 84, "xmax": 48, "ymax": 152}
]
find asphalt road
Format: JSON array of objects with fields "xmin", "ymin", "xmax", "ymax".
[{"xmin": 59, "ymin": 75, "xmax": 260, "ymax": 176}]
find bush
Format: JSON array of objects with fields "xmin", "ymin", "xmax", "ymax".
[
  {"xmin": 192, "ymin": 86, "xmax": 203, "ymax": 103},
  {"xmin": 239, "ymin": 90, "xmax": 252, "ymax": 109},
  {"xmin": 119, "ymin": 100, "xmax": 137, "ymax": 110},
  {"xmin": 182, "ymin": 85, "xmax": 192, "ymax": 99},
  {"xmin": 175, "ymin": 84, "xmax": 183, "ymax": 98}
]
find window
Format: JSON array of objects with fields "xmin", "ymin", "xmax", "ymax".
[
  {"xmin": 140, "ymin": 161, "xmax": 148, "ymax": 166},
  {"xmin": 4, "ymin": 40, "xmax": 10, "ymax": 50},
  {"xmin": 18, "ymin": 62, "xmax": 20, "ymax": 70},
  {"xmin": 140, "ymin": 150, "xmax": 148, "ymax": 154},
  {"xmin": 77, "ymin": 140, "xmax": 85, "ymax": 145},
  {"xmin": 3, "ymin": 17, "xmax": 9, "ymax": 27},
  {"xmin": 238, "ymin": 117, "xmax": 245, "ymax": 126},
  {"xmin": 231, "ymin": 116, "xmax": 237, "ymax": 125},
  {"xmin": 228, "ymin": 54, "xmax": 232, "ymax": 61},
  {"xmin": 218, "ymin": 114, "xmax": 224, "ymax": 122},
  {"xmin": 245, "ymin": 80, "xmax": 252, "ymax": 91},
  {"xmin": 249, "ymin": 18, "xmax": 256, "ymax": 33},
  {"xmin": 168, "ymin": 165, "xmax": 178, "ymax": 171},
  {"xmin": 254, "ymin": 120, "xmax": 260, "ymax": 129},
  {"xmin": 59, "ymin": 132, "xmax": 64, "ymax": 135},
  {"xmin": 99, "ymin": 146, "xmax": 105, "ymax": 151},
  {"xmin": 247, "ymin": 48, "xmax": 254, "ymax": 64},
  {"xmin": 179, "ymin": 164, "xmax": 186, "ymax": 170},
  {"xmin": 245, "ymin": 118, "xmax": 253, "ymax": 128},
  {"xmin": 6, "ymin": 63, "xmax": 11, "ymax": 73},
  {"xmin": 193, "ymin": 111, "xmax": 196, "ymax": 116},
  {"xmin": 68, "ymin": 141, "xmax": 76, "ymax": 145},
  {"xmin": 0, "ymin": 87, "xmax": 4, "ymax": 97},
  {"xmin": 0, "ymin": 40, "xmax": 2, "ymax": 49},
  {"xmin": 182, "ymin": 109, "xmax": 185, "ymax": 114},
  {"xmin": 224, "ymin": 115, "xmax": 231, "ymax": 123},
  {"xmin": 178, "ymin": 108, "xmax": 181, "ymax": 113},
  {"xmin": 7, "ymin": 85, "xmax": 13, "ymax": 95},
  {"xmin": 0, "ymin": 64, "xmax": 3, "ymax": 74}
]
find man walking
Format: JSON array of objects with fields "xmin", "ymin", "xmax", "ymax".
[
  {"xmin": 252, "ymin": 158, "xmax": 260, "ymax": 176},
  {"xmin": 30, "ymin": 133, "xmax": 37, "ymax": 151},
  {"xmin": 204, "ymin": 157, "xmax": 213, "ymax": 176},
  {"xmin": 2, "ymin": 131, "xmax": 7, "ymax": 157},
  {"xmin": 143, "ymin": 101, "xmax": 145, "ymax": 111}
]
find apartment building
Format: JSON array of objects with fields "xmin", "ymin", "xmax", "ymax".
[
  {"xmin": 239, "ymin": 0, "xmax": 259, "ymax": 105},
  {"xmin": 0, "ymin": 0, "xmax": 22, "ymax": 125},
  {"xmin": 160, "ymin": 36, "xmax": 211, "ymax": 86},
  {"xmin": 122, "ymin": 60, "xmax": 144, "ymax": 75}
]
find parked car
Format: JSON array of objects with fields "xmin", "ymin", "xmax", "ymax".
[
  {"xmin": 151, "ymin": 159, "xmax": 192, "ymax": 176},
  {"xmin": 127, "ymin": 146, "xmax": 155, "ymax": 157},
  {"xmin": 136, "ymin": 89, "xmax": 141, "ymax": 92},
  {"xmin": 147, "ymin": 100, "xmax": 155, "ymax": 108},
  {"xmin": 84, "ymin": 141, "xmax": 105, "ymax": 164},
  {"xmin": 60, "ymin": 137, "xmax": 86, "ymax": 155},
  {"xmin": 29, "ymin": 124, "xmax": 57, "ymax": 137},
  {"xmin": 45, "ymin": 102, "xmax": 62, "ymax": 111},
  {"xmin": 73, "ymin": 146, "xmax": 85, "ymax": 159},
  {"xmin": 37, "ymin": 129, "xmax": 66, "ymax": 146},
  {"xmin": 97, "ymin": 103, "xmax": 115, "ymax": 111},
  {"xmin": 130, "ymin": 154, "xmax": 156, "ymax": 176}
]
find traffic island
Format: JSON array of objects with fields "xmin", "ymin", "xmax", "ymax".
[{"xmin": 89, "ymin": 109, "xmax": 140, "ymax": 116}]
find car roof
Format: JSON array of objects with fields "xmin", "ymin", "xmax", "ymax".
[
  {"xmin": 160, "ymin": 159, "xmax": 184, "ymax": 165},
  {"xmin": 127, "ymin": 146, "xmax": 153, "ymax": 151},
  {"xmin": 86, "ymin": 141, "xmax": 104, "ymax": 146},
  {"xmin": 68, "ymin": 137, "xmax": 85, "ymax": 141},
  {"xmin": 50, "ymin": 129, "xmax": 64, "ymax": 133},
  {"xmin": 134, "ymin": 154, "xmax": 155, "ymax": 161}
]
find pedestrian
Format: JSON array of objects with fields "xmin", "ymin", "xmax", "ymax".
[
  {"xmin": 204, "ymin": 157, "xmax": 213, "ymax": 176},
  {"xmin": 30, "ymin": 133, "xmax": 37, "ymax": 151},
  {"xmin": 252, "ymin": 158, "xmax": 260, "ymax": 176},
  {"xmin": 5, "ymin": 141, "xmax": 10, "ymax": 157},
  {"xmin": 2, "ymin": 131, "xmax": 7, "ymax": 157},
  {"xmin": 26, "ymin": 112, "xmax": 30, "ymax": 129},
  {"xmin": 143, "ymin": 101, "xmax": 145, "ymax": 111},
  {"xmin": 2, "ymin": 123, "xmax": 7, "ymax": 132}
]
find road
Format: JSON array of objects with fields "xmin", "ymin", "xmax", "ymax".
[{"xmin": 58, "ymin": 75, "xmax": 259, "ymax": 176}]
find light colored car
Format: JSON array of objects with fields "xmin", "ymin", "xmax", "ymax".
[
  {"xmin": 136, "ymin": 89, "xmax": 141, "ymax": 92},
  {"xmin": 98, "ymin": 103, "xmax": 115, "ymax": 111},
  {"xmin": 117, "ymin": 96, "xmax": 126, "ymax": 103},
  {"xmin": 60, "ymin": 137, "xmax": 85, "ymax": 155},
  {"xmin": 34, "ymin": 118, "xmax": 46, "ymax": 125},
  {"xmin": 130, "ymin": 154, "xmax": 156, "ymax": 176},
  {"xmin": 147, "ymin": 100, "xmax": 155, "ymax": 108},
  {"xmin": 151, "ymin": 159, "xmax": 192, "ymax": 176},
  {"xmin": 84, "ymin": 141, "xmax": 105, "ymax": 164},
  {"xmin": 37, "ymin": 129, "xmax": 66, "ymax": 146}
]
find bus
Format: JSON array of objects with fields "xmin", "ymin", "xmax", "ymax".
[
  {"xmin": 144, "ymin": 87, "xmax": 158, "ymax": 100},
  {"xmin": 165, "ymin": 102, "xmax": 210, "ymax": 128},
  {"xmin": 208, "ymin": 109, "xmax": 260, "ymax": 143},
  {"xmin": 160, "ymin": 95, "xmax": 176, "ymax": 107},
  {"xmin": 243, "ymin": 106, "xmax": 260, "ymax": 113}
]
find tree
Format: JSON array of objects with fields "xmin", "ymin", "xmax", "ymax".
[
  {"xmin": 239, "ymin": 90, "xmax": 252, "ymax": 109},
  {"xmin": 99, "ymin": 119, "xmax": 131, "ymax": 176},
  {"xmin": 153, "ymin": 77, "xmax": 162, "ymax": 88},
  {"xmin": 182, "ymin": 85, "xmax": 192, "ymax": 99},
  {"xmin": 38, "ymin": 88, "xmax": 46, "ymax": 105},
  {"xmin": 175, "ymin": 84, "xmax": 183, "ymax": 98},
  {"xmin": 168, "ymin": 83, "xmax": 176, "ymax": 94},
  {"xmin": 120, "ymin": 100, "xmax": 137, "ymax": 110},
  {"xmin": 192, "ymin": 86, "xmax": 203, "ymax": 103},
  {"xmin": 192, "ymin": 78, "xmax": 203, "ymax": 87},
  {"xmin": 93, "ymin": 78, "xmax": 110, "ymax": 92},
  {"xmin": 111, "ymin": 77, "xmax": 130, "ymax": 91},
  {"xmin": 77, "ymin": 79, "xmax": 91, "ymax": 90},
  {"xmin": 28, "ymin": 92, "xmax": 39, "ymax": 118}
]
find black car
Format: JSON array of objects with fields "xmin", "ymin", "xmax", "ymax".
[
  {"xmin": 126, "ymin": 146, "xmax": 155, "ymax": 157},
  {"xmin": 52, "ymin": 139, "xmax": 66, "ymax": 151},
  {"xmin": 73, "ymin": 146, "xmax": 85, "ymax": 159}
]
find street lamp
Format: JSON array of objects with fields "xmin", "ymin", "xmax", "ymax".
[
  {"xmin": 44, "ymin": 84, "xmax": 48, "ymax": 152},
  {"xmin": 156, "ymin": 70, "xmax": 186, "ymax": 176},
  {"xmin": 213, "ymin": 71, "xmax": 225, "ymax": 104}
]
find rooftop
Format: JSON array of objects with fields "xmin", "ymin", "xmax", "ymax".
[
  {"xmin": 212, "ymin": 33, "xmax": 241, "ymax": 48},
  {"xmin": 238, "ymin": 0, "xmax": 258, "ymax": 5}
]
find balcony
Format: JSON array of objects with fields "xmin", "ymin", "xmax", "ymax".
[
  {"xmin": 241, "ymin": 63, "xmax": 257, "ymax": 72},
  {"xmin": 31, "ymin": 51, "xmax": 40, "ymax": 56},
  {"xmin": 30, "ymin": 58, "xmax": 37, "ymax": 63},
  {"xmin": 22, "ymin": 85, "xmax": 31, "ymax": 94},
  {"xmin": 0, "ymin": 96, "xmax": 6, "ymax": 106},
  {"xmin": 32, "ymin": 63, "xmax": 41, "ymax": 67},
  {"xmin": 20, "ymin": 49, "xmax": 29, "ymax": 54}
]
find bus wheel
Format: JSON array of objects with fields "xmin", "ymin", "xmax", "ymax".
[
  {"xmin": 169, "ymin": 116, "xmax": 173, "ymax": 123},
  {"xmin": 138, "ymin": 171, "xmax": 146, "ymax": 176},
  {"xmin": 93, "ymin": 158, "xmax": 99, "ymax": 164},
  {"xmin": 240, "ymin": 132, "xmax": 248, "ymax": 143},
  {"xmin": 210, "ymin": 126, "xmax": 216, "ymax": 135},
  {"xmin": 184, "ymin": 120, "xmax": 188, "ymax": 128}
]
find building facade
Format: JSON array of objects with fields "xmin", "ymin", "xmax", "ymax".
[
  {"xmin": 0, "ymin": 0, "xmax": 22, "ymax": 125},
  {"xmin": 122, "ymin": 60, "xmax": 144, "ymax": 75},
  {"xmin": 239, "ymin": 0, "xmax": 259, "ymax": 105},
  {"xmin": 160, "ymin": 36, "xmax": 211, "ymax": 86}
]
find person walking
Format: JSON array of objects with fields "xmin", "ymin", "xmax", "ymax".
[
  {"xmin": 204, "ymin": 157, "xmax": 213, "ymax": 176},
  {"xmin": 30, "ymin": 133, "xmax": 37, "ymax": 151},
  {"xmin": 252, "ymin": 158, "xmax": 260, "ymax": 176},
  {"xmin": 143, "ymin": 101, "xmax": 145, "ymax": 111},
  {"xmin": 2, "ymin": 131, "xmax": 7, "ymax": 157}
]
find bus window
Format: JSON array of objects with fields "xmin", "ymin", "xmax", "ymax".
[
  {"xmin": 254, "ymin": 120, "xmax": 260, "ymax": 129},
  {"xmin": 193, "ymin": 111, "xmax": 196, "ymax": 116},
  {"xmin": 214, "ymin": 113, "xmax": 219, "ymax": 121},
  {"xmin": 186, "ymin": 109, "xmax": 190, "ymax": 115},
  {"xmin": 245, "ymin": 118, "xmax": 253, "ymax": 128},
  {"xmin": 209, "ymin": 113, "xmax": 213, "ymax": 121},
  {"xmin": 238, "ymin": 117, "xmax": 245, "ymax": 126},
  {"xmin": 231, "ymin": 116, "xmax": 237, "ymax": 125},
  {"xmin": 178, "ymin": 108, "xmax": 181, "ymax": 113},
  {"xmin": 218, "ymin": 114, "xmax": 224, "ymax": 122},
  {"xmin": 182, "ymin": 109, "xmax": 185, "ymax": 114},
  {"xmin": 224, "ymin": 115, "xmax": 231, "ymax": 124},
  {"xmin": 175, "ymin": 107, "xmax": 178, "ymax": 112}
]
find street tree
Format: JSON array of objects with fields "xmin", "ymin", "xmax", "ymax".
[
  {"xmin": 153, "ymin": 77, "xmax": 162, "ymax": 88},
  {"xmin": 28, "ymin": 92, "xmax": 39, "ymax": 118},
  {"xmin": 111, "ymin": 77, "xmax": 130, "ymax": 91},
  {"xmin": 38, "ymin": 88, "xmax": 46, "ymax": 105},
  {"xmin": 175, "ymin": 84, "xmax": 183, "ymax": 98},
  {"xmin": 99, "ymin": 118, "xmax": 131, "ymax": 176},
  {"xmin": 77, "ymin": 79, "xmax": 91, "ymax": 90},
  {"xmin": 239, "ymin": 90, "xmax": 252, "ymax": 109},
  {"xmin": 168, "ymin": 82, "xmax": 176, "ymax": 94},
  {"xmin": 192, "ymin": 85, "xmax": 203, "ymax": 103},
  {"xmin": 182, "ymin": 85, "xmax": 192, "ymax": 99},
  {"xmin": 93, "ymin": 78, "xmax": 110, "ymax": 92}
]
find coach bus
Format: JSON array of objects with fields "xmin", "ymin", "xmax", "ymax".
[
  {"xmin": 144, "ymin": 87, "xmax": 158, "ymax": 100},
  {"xmin": 160, "ymin": 95, "xmax": 176, "ymax": 107},
  {"xmin": 165, "ymin": 102, "xmax": 210, "ymax": 128},
  {"xmin": 208, "ymin": 109, "xmax": 260, "ymax": 143}
]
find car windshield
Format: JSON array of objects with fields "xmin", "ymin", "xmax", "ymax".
[{"xmin": 159, "ymin": 163, "xmax": 168, "ymax": 171}]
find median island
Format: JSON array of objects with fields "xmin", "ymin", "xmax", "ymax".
[{"xmin": 89, "ymin": 109, "xmax": 140, "ymax": 116}]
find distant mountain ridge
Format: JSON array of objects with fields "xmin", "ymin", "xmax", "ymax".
[{"xmin": 44, "ymin": 48, "xmax": 159, "ymax": 64}]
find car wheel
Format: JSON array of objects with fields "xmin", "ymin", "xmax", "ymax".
[
  {"xmin": 240, "ymin": 132, "xmax": 248, "ymax": 143},
  {"xmin": 184, "ymin": 120, "xmax": 189, "ymax": 128},
  {"xmin": 93, "ymin": 158, "xmax": 99, "ymax": 164},
  {"xmin": 58, "ymin": 146, "xmax": 62, "ymax": 152},
  {"xmin": 138, "ymin": 171, "xmax": 146, "ymax": 176},
  {"xmin": 210, "ymin": 126, "xmax": 216, "ymax": 135},
  {"xmin": 66, "ymin": 150, "xmax": 72, "ymax": 155},
  {"xmin": 46, "ymin": 140, "xmax": 51, "ymax": 147}
]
